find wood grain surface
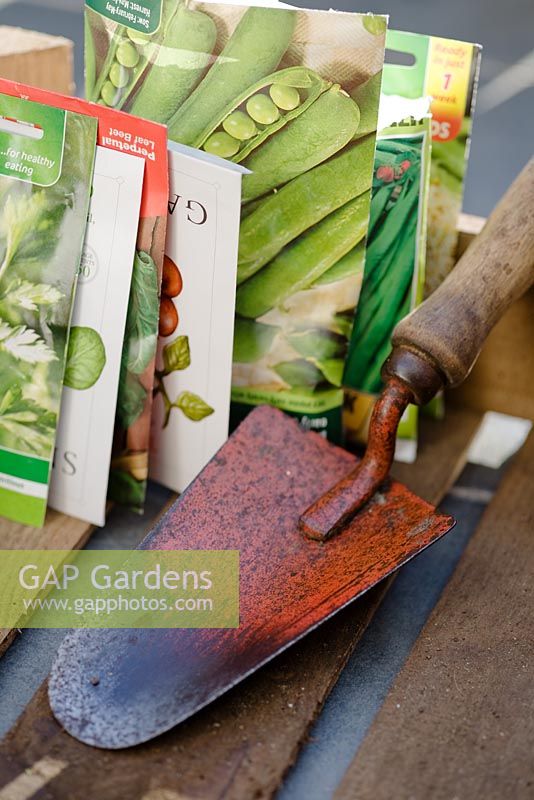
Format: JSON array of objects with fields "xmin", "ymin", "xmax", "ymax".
[
  {"xmin": 393, "ymin": 160, "xmax": 534, "ymax": 388},
  {"xmin": 336, "ymin": 430, "xmax": 534, "ymax": 800},
  {"xmin": 0, "ymin": 511, "xmax": 94, "ymax": 657},
  {"xmin": 0, "ymin": 408, "xmax": 482, "ymax": 800}
]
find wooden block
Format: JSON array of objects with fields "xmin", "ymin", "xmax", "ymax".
[
  {"xmin": 453, "ymin": 213, "xmax": 534, "ymax": 421},
  {"xmin": 0, "ymin": 408, "xmax": 482, "ymax": 800},
  {"xmin": 0, "ymin": 510, "xmax": 94, "ymax": 656},
  {"xmin": 336, "ymin": 430, "xmax": 534, "ymax": 800},
  {"xmin": 0, "ymin": 26, "xmax": 74, "ymax": 95}
]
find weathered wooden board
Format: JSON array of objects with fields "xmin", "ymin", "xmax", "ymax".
[
  {"xmin": 0, "ymin": 408, "xmax": 482, "ymax": 800},
  {"xmin": 0, "ymin": 511, "xmax": 95, "ymax": 657},
  {"xmin": 453, "ymin": 213, "xmax": 534, "ymax": 422},
  {"xmin": 336, "ymin": 430, "xmax": 534, "ymax": 800}
]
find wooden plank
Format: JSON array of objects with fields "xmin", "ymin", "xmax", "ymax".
[
  {"xmin": 0, "ymin": 213, "xmax": 487, "ymax": 662},
  {"xmin": 0, "ymin": 407, "xmax": 482, "ymax": 800},
  {"xmin": 452, "ymin": 213, "xmax": 534, "ymax": 421},
  {"xmin": 450, "ymin": 286, "xmax": 534, "ymax": 420},
  {"xmin": 0, "ymin": 511, "xmax": 95, "ymax": 657},
  {"xmin": 336, "ymin": 430, "xmax": 534, "ymax": 800}
]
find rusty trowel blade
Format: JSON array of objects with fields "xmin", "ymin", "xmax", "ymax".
[{"xmin": 49, "ymin": 406, "xmax": 454, "ymax": 749}]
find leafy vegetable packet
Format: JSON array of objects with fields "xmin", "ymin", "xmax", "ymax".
[
  {"xmin": 344, "ymin": 107, "xmax": 432, "ymax": 463},
  {"xmin": 47, "ymin": 145, "xmax": 144, "ymax": 526},
  {"xmin": 84, "ymin": 0, "xmax": 387, "ymax": 444},
  {"xmin": 0, "ymin": 93, "xmax": 96, "ymax": 527},
  {"xmin": 149, "ymin": 143, "xmax": 247, "ymax": 493},
  {"xmin": 0, "ymin": 79, "xmax": 170, "ymax": 515}
]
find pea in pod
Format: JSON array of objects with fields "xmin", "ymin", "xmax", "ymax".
[
  {"xmin": 167, "ymin": 7, "xmax": 297, "ymax": 146},
  {"xmin": 89, "ymin": 2, "xmax": 172, "ymax": 107},
  {"xmin": 235, "ymin": 191, "xmax": 371, "ymax": 319},
  {"xmin": 233, "ymin": 318, "xmax": 279, "ymax": 363},
  {"xmin": 237, "ymin": 135, "xmax": 374, "ymax": 284},
  {"xmin": 127, "ymin": 5, "xmax": 218, "ymax": 123},
  {"xmin": 199, "ymin": 66, "xmax": 331, "ymax": 163},
  {"xmin": 350, "ymin": 70, "xmax": 382, "ymax": 140},
  {"xmin": 312, "ymin": 240, "xmax": 366, "ymax": 287},
  {"xmin": 241, "ymin": 85, "xmax": 361, "ymax": 203}
]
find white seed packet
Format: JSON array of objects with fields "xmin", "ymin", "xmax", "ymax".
[
  {"xmin": 149, "ymin": 142, "xmax": 247, "ymax": 493},
  {"xmin": 48, "ymin": 145, "xmax": 144, "ymax": 526}
]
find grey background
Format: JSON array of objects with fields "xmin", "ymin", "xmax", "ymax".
[{"xmin": 1, "ymin": 0, "xmax": 533, "ymax": 216}]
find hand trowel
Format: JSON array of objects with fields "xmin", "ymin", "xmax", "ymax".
[{"xmin": 49, "ymin": 160, "xmax": 534, "ymax": 749}]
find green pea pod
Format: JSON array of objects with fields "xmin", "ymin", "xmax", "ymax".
[
  {"xmin": 91, "ymin": 2, "xmax": 181, "ymax": 107},
  {"xmin": 237, "ymin": 136, "xmax": 374, "ymax": 284},
  {"xmin": 354, "ymin": 200, "xmax": 418, "ymax": 338},
  {"xmin": 127, "ymin": 5, "xmax": 217, "ymax": 123},
  {"xmin": 198, "ymin": 66, "xmax": 330, "ymax": 162},
  {"xmin": 350, "ymin": 71, "xmax": 382, "ymax": 139},
  {"xmin": 241, "ymin": 85, "xmax": 361, "ymax": 203},
  {"xmin": 287, "ymin": 329, "xmax": 346, "ymax": 360},
  {"xmin": 85, "ymin": 8, "xmax": 103, "ymax": 100},
  {"xmin": 315, "ymin": 357, "xmax": 345, "ymax": 387},
  {"xmin": 167, "ymin": 7, "xmax": 297, "ymax": 146},
  {"xmin": 233, "ymin": 318, "xmax": 279, "ymax": 363},
  {"xmin": 235, "ymin": 192, "xmax": 370, "ymax": 319},
  {"xmin": 359, "ymin": 287, "xmax": 411, "ymax": 394},
  {"xmin": 273, "ymin": 359, "xmax": 323, "ymax": 389},
  {"xmin": 348, "ymin": 208, "xmax": 418, "ymax": 374},
  {"xmin": 312, "ymin": 240, "xmax": 366, "ymax": 287}
]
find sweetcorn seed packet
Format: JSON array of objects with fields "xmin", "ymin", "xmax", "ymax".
[
  {"xmin": 85, "ymin": 0, "xmax": 387, "ymax": 443},
  {"xmin": 0, "ymin": 94, "xmax": 96, "ymax": 527}
]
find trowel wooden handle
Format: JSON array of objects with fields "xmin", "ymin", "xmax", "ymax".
[
  {"xmin": 300, "ymin": 160, "xmax": 534, "ymax": 543},
  {"xmin": 386, "ymin": 158, "xmax": 534, "ymax": 404}
]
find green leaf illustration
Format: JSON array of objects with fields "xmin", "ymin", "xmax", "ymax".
[
  {"xmin": 64, "ymin": 326, "xmax": 107, "ymax": 390},
  {"xmin": 0, "ymin": 385, "xmax": 56, "ymax": 457},
  {"xmin": 0, "ymin": 322, "xmax": 57, "ymax": 364},
  {"xmin": 117, "ymin": 370, "xmax": 147, "ymax": 429},
  {"xmin": 175, "ymin": 391, "xmax": 214, "ymax": 422},
  {"xmin": 163, "ymin": 335, "xmax": 191, "ymax": 374},
  {"xmin": 124, "ymin": 250, "xmax": 160, "ymax": 375},
  {"xmin": 1, "ymin": 280, "xmax": 62, "ymax": 311}
]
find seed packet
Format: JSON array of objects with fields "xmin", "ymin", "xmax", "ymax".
[
  {"xmin": 149, "ymin": 142, "xmax": 247, "ymax": 493},
  {"xmin": 381, "ymin": 31, "xmax": 481, "ymax": 423},
  {"xmin": 382, "ymin": 30, "xmax": 481, "ymax": 296},
  {"xmin": 84, "ymin": 0, "xmax": 387, "ymax": 443},
  {"xmin": 0, "ymin": 79, "xmax": 170, "ymax": 514},
  {"xmin": 343, "ymin": 107, "xmax": 432, "ymax": 463},
  {"xmin": 47, "ymin": 145, "xmax": 144, "ymax": 526},
  {"xmin": 0, "ymin": 94, "xmax": 96, "ymax": 527}
]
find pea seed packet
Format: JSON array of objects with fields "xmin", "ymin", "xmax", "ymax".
[
  {"xmin": 149, "ymin": 142, "xmax": 247, "ymax": 493},
  {"xmin": 0, "ymin": 93, "xmax": 96, "ymax": 528},
  {"xmin": 84, "ymin": 0, "xmax": 387, "ymax": 443},
  {"xmin": 47, "ymin": 145, "xmax": 144, "ymax": 526},
  {"xmin": 0, "ymin": 79, "xmax": 170, "ymax": 515},
  {"xmin": 343, "ymin": 107, "xmax": 432, "ymax": 463}
]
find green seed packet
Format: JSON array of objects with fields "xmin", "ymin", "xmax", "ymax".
[
  {"xmin": 84, "ymin": 0, "xmax": 387, "ymax": 443},
  {"xmin": 343, "ymin": 110, "xmax": 432, "ymax": 463},
  {"xmin": 381, "ymin": 30, "xmax": 481, "ymax": 423},
  {"xmin": 0, "ymin": 94, "xmax": 96, "ymax": 527}
]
